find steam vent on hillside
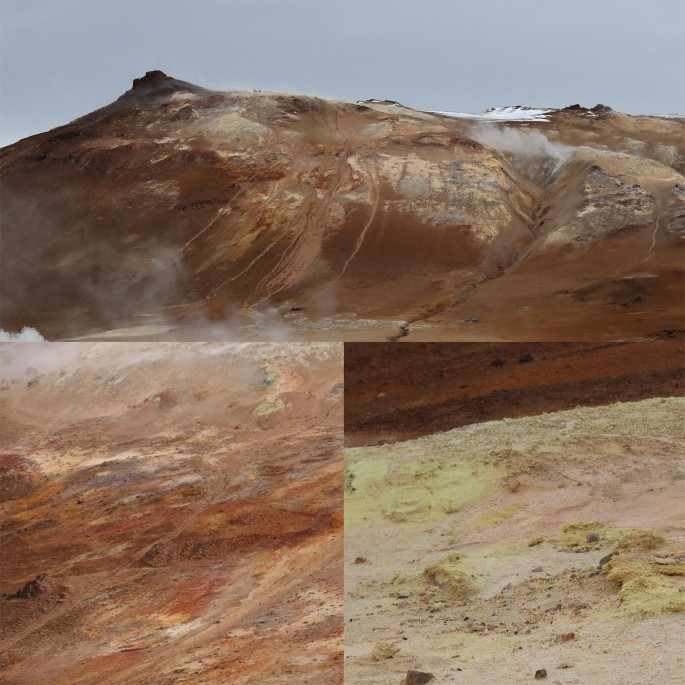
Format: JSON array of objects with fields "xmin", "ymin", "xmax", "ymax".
[{"xmin": 1, "ymin": 71, "xmax": 683, "ymax": 341}]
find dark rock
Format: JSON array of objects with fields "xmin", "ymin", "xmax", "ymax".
[
  {"xmin": 9, "ymin": 573, "xmax": 49, "ymax": 599},
  {"xmin": 535, "ymin": 669, "xmax": 548, "ymax": 680},
  {"xmin": 172, "ymin": 105, "xmax": 197, "ymax": 121},
  {"xmin": 491, "ymin": 357, "xmax": 505, "ymax": 366},
  {"xmin": 586, "ymin": 533, "xmax": 600, "ymax": 543},
  {"xmin": 403, "ymin": 671, "xmax": 436, "ymax": 685},
  {"xmin": 354, "ymin": 557, "xmax": 368, "ymax": 564},
  {"xmin": 598, "ymin": 550, "xmax": 617, "ymax": 567},
  {"xmin": 132, "ymin": 70, "xmax": 169, "ymax": 89},
  {"xmin": 591, "ymin": 104, "xmax": 613, "ymax": 113},
  {"xmin": 518, "ymin": 353, "xmax": 534, "ymax": 364}
]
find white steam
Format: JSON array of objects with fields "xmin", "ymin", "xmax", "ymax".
[
  {"xmin": 0, "ymin": 327, "xmax": 46, "ymax": 342},
  {"xmin": 473, "ymin": 126, "xmax": 574, "ymax": 168}
]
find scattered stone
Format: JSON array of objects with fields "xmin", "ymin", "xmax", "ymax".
[
  {"xmin": 534, "ymin": 669, "xmax": 548, "ymax": 679},
  {"xmin": 372, "ymin": 642, "xmax": 400, "ymax": 661},
  {"xmin": 653, "ymin": 554, "xmax": 685, "ymax": 565},
  {"xmin": 403, "ymin": 671, "xmax": 436, "ymax": 685},
  {"xmin": 653, "ymin": 557, "xmax": 678, "ymax": 565},
  {"xmin": 491, "ymin": 357, "xmax": 505, "ymax": 366},
  {"xmin": 586, "ymin": 533, "xmax": 600, "ymax": 543},
  {"xmin": 423, "ymin": 554, "xmax": 475, "ymax": 600},
  {"xmin": 598, "ymin": 550, "xmax": 617, "ymax": 567},
  {"xmin": 505, "ymin": 479, "xmax": 521, "ymax": 493},
  {"xmin": 8, "ymin": 573, "xmax": 50, "ymax": 599},
  {"xmin": 518, "ymin": 353, "xmax": 534, "ymax": 364},
  {"xmin": 172, "ymin": 105, "xmax": 197, "ymax": 121},
  {"xmin": 556, "ymin": 632, "xmax": 575, "ymax": 643},
  {"xmin": 354, "ymin": 557, "xmax": 368, "ymax": 564}
]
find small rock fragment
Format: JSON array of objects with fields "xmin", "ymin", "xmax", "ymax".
[
  {"xmin": 586, "ymin": 533, "xmax": 600, "ymax": 543},
  {"xmin": 534, "ymin": 669, "xmax": 548, "ymax": 679},
  {"xmin": 354, "ymin": 557, "xmax": 368, "ymax": 564},
  {"xmin": 598, "ymin": 550, "xmax": 617, "ymax": 567},
  {"xmin": 505, "ymin": 479, "xmax": 521, "ymax": 493},
  {"xmin": 403, "ymin": 671, "xmax": 436, "ymax": 685},
  {"xmin": 372, "ymin": 642, "xmax": 400, "ymax": 661}
]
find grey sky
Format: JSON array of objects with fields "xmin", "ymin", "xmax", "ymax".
[{"xmin": 1, "ymin": 0, "xmax": 683, "ymax": 147}]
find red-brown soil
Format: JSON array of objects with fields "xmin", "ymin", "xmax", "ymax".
[
  {"xmin": 0, "ymin": 343, "xmax": 343, "ymax": 685},
  {"xmin": 1, "ymin": 72, "xmax": 683, "ymax": 341},
  {"xmin": 344, "ymin": 341, "xmax": 685, "ymax": 446}
]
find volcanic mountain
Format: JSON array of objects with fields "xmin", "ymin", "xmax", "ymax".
[{"xmin": 1, "ymin": 71, "xmax": 683, "ymax": 341}]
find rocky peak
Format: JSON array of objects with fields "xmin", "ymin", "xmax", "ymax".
[{"xmin": 131, "ymin": 70, "xmax": 170, "ymax": 89}]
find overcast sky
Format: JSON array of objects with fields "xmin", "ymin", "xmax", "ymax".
[{"xmin": 1, "ymin": 0, "xmax": 683, "ymax": 146}]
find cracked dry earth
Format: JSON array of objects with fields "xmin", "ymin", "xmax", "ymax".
[
  {"xmin": 345, "ymin": 397, "xmax": 685, "ymax": 685},
  {"xmin": 0, "ymin": 342, "xmax": 343, "ymax": 685}
]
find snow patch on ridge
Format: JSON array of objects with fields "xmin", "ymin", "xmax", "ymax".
[{"xmin": 432, "ymin": 106, "xmax": 554, "ymax": 122}]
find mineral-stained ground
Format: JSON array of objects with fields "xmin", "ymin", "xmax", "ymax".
[
  {"xmin": 1, "ymin": 71, "xmax": 683, "ymax": 341},
  {"xmin": 344, "ymin": 344, "xmax": 685, "ymax": 684},
  {"xmin": 0, "ymin": 342, "xmax": 343, "ymax": 685},
  {"xmin": 344, "ymin": 341, "xmax": 685, "ymax": 446}
]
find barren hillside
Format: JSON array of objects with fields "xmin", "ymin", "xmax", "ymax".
[
  {"xmin": 1, "ymin": 72, "xmax": 683, "ymax": 341},
  {"xmin": 0, "ymin": 342, "xmax": 343, "ymax": 685}
]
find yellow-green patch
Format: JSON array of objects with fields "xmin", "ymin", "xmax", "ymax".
[
  {"xmin": 253, "ymin": 396, "xmax": 285, "ymax": 416},
  {"xmin": 549, "ymin": 521, "xmax": 635, "ymax": 553},
  {"xmin": 262, "ymin": 364, "xmax": 278, "ymax": 387},
  {"xmin": 344, "ymin": 455, "xmax": 497, "ymax": 528},
  {"xmin": 391, "ymin": 551, "xmax": 477, "ymax": 601},
  {"xmin": 606, "ymin": 535, "xmax": 685, "ymax": 614},
  {"xmin": 617, "ymin": 575, "xmax": 685, "ymax": 614},
  {"xmin": 470, "ymin": 503, "xmax": 525, "ymax": 532}
]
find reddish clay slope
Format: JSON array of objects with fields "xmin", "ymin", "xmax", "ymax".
[
  {"xmin": 0, "ymin": 343, "xmax": 343, "ymax": 685},
  {"xmin": 344, "ymin": 341, "xmax": 685, "ymax": 446}
]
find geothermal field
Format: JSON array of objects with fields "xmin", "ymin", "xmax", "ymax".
[
  {"xmin": 345, "ymin": 343, "xmax": 685, "ymax": 684},
  {"xmin": 1, "ymin": 72, "xmax": 683, "ymax": 341},
  {"xmin": 0, "ymin": 342, "xmax": 343, "ymax": 685}
]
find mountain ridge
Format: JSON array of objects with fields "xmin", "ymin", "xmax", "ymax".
[{"xmin": 1, "ymin": 72, "xmax": 683, "ymax": 341}]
